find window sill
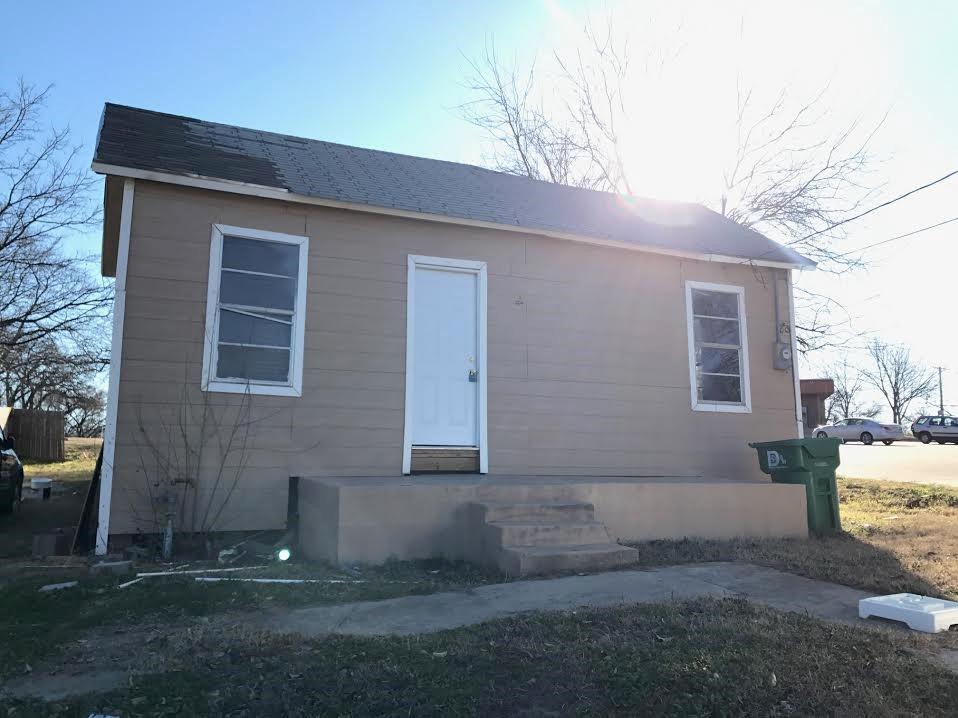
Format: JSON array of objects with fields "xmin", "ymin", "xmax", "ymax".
[
  {"xmin": 202, "ymin": 380, "xmax": 302, "ymax": 397},
  {"xmin": 692, "ymin": 402, "xmax": 752, "ymax": 414}
]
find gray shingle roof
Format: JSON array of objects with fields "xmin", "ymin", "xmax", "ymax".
[{"xmin": 94, "ymin": 104, "xmax": 812, "ymax": 268}]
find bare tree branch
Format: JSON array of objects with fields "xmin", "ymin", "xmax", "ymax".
[
  {"xmin": 0, "ymin": 79, "xmax": 112, "ymax": 350},
  {"xmin": 458, "ymin": 16, "xmax": 884, "ymax": 354},
  {"xmin": 861, "ymin": 340, "xmax": 936, "ymax": 424},
  {"xmin": 825, "ymin": 355, "xmax": 882, "ymax": 421}
]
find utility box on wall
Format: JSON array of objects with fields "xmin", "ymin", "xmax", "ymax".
[{"xmin": 773, "ymin": 341, "xmax": 792, "ymax": 370}]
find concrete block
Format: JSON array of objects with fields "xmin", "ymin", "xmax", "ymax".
[
  {"xmin": 32, "ymin": 531, "xmax": 69, "ymax": 557},
  {"xmin": 89, "ymin": 560, "xmax": 135, "ymax": 576}
]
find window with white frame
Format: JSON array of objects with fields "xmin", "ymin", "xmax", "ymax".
[
  {"xmin": 685, "ymin": 281, "xmax": 751, "ymax": 412},
  {"xmin": 202, "ymin": 225, "xmax": 308, "ymax": 396}
]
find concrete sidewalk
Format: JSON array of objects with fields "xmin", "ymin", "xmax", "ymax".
[{"xmin": 264, "ymin": 562, "xmax": 875, "ymax": 637}]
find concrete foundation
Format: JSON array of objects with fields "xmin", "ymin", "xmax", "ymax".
[{"xmin": 299, "ymin": 475, "xmax": 809, "ymax": 564}]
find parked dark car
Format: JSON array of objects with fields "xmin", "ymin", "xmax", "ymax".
[
  {"xmin": 0, "ymin": 424, "xmax": 24, "ymax": 513},
  {"xmin": 910, "ymin": 415, "xmax": 958, "ymax": 444}
]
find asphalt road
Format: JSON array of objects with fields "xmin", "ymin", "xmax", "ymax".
[{"xmin": 839, "ymin": 441, "xmax": 958, "ymax": 487}]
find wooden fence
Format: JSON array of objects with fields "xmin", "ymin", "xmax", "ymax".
[{"xmin": 2, "ymin": 408, "xmax": 65, "ymax": 461}]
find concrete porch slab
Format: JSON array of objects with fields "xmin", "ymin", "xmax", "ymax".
[
  {"xmin": 312, "ymin": 474, "xmax": 770, "ymax": 488},
  {"xmin": 299, "ymin": 474, "xmax": 808, "ymax": 564}
]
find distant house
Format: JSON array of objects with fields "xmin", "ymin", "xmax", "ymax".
[
  {"xmin": 800, "ymin": 379, "xmax": 836, "ymax": 435},
  {"xmin": 92, "ymin": 104, "xmax": 813, "ymax": 573}
]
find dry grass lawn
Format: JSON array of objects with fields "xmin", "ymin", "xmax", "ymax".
[
  {"xmin": 2, "ymin": 468, "xmax": 956, "ymax": 714},
  {"xmin": 7, "ymin": 598, "xmax": 957, "ymax": 717},
  {"xmin": 22, "ymin": 436, "xmax": 101, "ymax": 483}
]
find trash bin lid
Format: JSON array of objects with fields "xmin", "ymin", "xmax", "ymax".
[
  {"xmin": 802, "ymin": 439, "xmax": 843, "ymax": 459},
  {"xmin": 748, "ymin": 437, "xmax": 841, "ymax": 449},
  {"xmin": 749, "ymin": 439, "xmax": 798, "ymax": 449}
]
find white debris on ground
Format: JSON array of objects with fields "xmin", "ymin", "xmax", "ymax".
[{"xmin": 859, "ymin": 593, "xmax": 958, "ymax": 633}]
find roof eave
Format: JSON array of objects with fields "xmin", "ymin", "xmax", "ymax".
[{"xmin": 91, "ymin": 161, "xmax": 814, "ymax": 271}]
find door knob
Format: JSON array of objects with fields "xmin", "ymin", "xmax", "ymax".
[{"xmin": 468, "ymin": 369, "xmax": 479, "ymax": 382}]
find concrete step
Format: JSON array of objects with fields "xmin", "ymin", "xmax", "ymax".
[
  {"xmin": 485, "ymin": 519, "xmax": 611, "ymax": 547},
  {"xmin": 476, "ymin": 500, "xmax": 595, "ymax": 523},
  {"xmin": 498, "ymin": 543, "xmax": 640, "ymax": 576}
]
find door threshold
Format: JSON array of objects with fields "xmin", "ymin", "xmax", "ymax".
[
  {"xmin": 410, "ymin": 446, "xmax": 480, "ymax": 473},
  {"xmin": 413, "ymin": 445, "xmax": 479, "ymax": 449}
]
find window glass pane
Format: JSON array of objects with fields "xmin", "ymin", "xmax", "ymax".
[
  {"xmin": 699, "ymin": 374, "xmax": 742, "ymax": 403},
  {"xmin": 692, "ymin": 289, "xmax": 739, "ymax": 318},
  {"xmin": 693, "ymin": 317, "xmax": 740, "ymax": 345},
  {"xmin": 219, "ymin": 309, "xmax": 292, "ymax": 347},
  {"xmin": 697, "ymin": 347, "xmax": 740, "ymax": 375},
  {"xmin": 220, "ymin": 271, "xmax": 296, "ymax": 311},
  {"xmin": 216, "ymin": 345, "xmax": 290, "ymax": 382},
  {"xmin": 222, "ymin": 236, "xmax": 299, "ymax": 276}
]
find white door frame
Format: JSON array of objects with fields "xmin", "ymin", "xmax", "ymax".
[{"xmin": 402, "ymin": 254, "xmax": 488, "ymax": 474}]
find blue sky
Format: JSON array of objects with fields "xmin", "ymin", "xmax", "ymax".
[
  {"xmin": 6, "ymin": 0, "xmax": 958, "ymax": 418},
  {"xmin": 5, "ymin": 2, "xmax": 544, "ymax": 178}
]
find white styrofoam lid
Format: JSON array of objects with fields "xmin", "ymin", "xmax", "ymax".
[{"xmin": 861, "ymin": 593, "xmax": 957, "ymax": 614}]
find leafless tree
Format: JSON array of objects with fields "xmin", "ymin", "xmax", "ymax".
[
  {"xmin": 720, "ymin": 81, "xmax": 883, "ymax": 272},
  {"xmin": 459, "ymin": 43, "xmax": 599, "ymax": 189},
  {"xmin": 0, "ymin": 337, "xmax": 106, "ymax": 436},
  {"xmin": 0, "ymin": 80, "xmax": 112, "ymax": 349},
  {"xmin": 861, "ymin": 340, "xmax": 936, "ymax": 424},
  {"xmin": 459, "ymin": 19, "xmax": 884, "ymax": 352},
  {"xmin": 0, "ymin": 338, "xmax": 105, "ymax": 407},
  {"xmin": 825, "ymin": 356, "xmax": 881, "ymax": 422},
  {"xmin": 63, "ymin": 390, "xmax": 105, "ymax": 437}
]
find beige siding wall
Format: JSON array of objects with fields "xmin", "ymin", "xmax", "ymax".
[{"xmin": 110, "ymin": 181, "xmax": 798, "ymax": 534}]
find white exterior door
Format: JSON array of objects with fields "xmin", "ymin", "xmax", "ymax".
[{"xmin": 411, "ymin": 265, "xmax": 479, "ymax": 446}]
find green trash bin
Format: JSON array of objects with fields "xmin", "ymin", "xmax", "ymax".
[{"xmin": 748, "ymin": 438, "xmax": 842, "ymax": 535}]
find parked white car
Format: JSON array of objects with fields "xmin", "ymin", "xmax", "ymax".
[
  {"xmin": 813, "ymin": 418, "xmax": 904, "ymax": 445},
  {"xmin": 910, "ymin": 415, "xmax": 958, "ymax": 444}
]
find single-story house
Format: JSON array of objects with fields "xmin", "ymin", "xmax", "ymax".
[
  {"xmin": 800, "ymin": 378, "xmax": 836, "ymax": 435},
  {"xmin": 92, "ymin": 104, "xmax": 814, "ymax": 573}
]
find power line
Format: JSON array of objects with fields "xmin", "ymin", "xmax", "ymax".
[
  {"xmin": 786, "ymin": 168, "xmax": 958, "ymax": 246},
  {"xmin": 733, "ymin": 168, "xmax": 958, "ymax": 266},
  {"xmin": 833, "ymin": 215, "xmax": 958, "ymax": 258}
]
